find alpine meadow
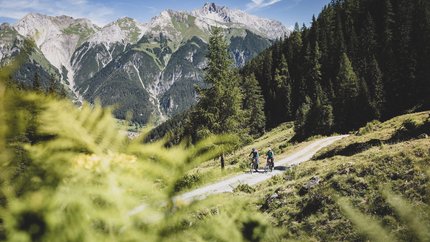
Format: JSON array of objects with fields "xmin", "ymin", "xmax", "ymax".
[{"xmin": 0, "ymin": 0, "xmax": 429, "ymax": 242}]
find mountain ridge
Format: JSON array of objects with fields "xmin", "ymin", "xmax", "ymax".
[{"xmin": 1, "ymin": 3, "xmax": 289, "ymax": 123}]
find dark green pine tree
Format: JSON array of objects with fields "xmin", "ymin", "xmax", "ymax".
[
  {"xmin": 306, "ymin": 42, "xmax": 322, "ymax": 101},
  {"xmin": 362, "ymin": 12, "xmax": 377, "ymax": 56},
  {"xmin": 335, "ymin": 53, "xmax": 360, "ymax": 131},
  {"xmin": 48, "ymin": 74, "xmax": 57, "ymax": 95},
  {"xmin": 383, "ymin": 0, "xmax": 395, "ymax": 48},
  {"xmin": 367, "ymin": 56, "xmax": 384, "ymax": 119},
  {"xmin": 381, "ymin": 0, "xmax": 396, "ymax": 116},
  {"xmin": 358, "ymin": 12, "xmax": 377, "ymax": 76},
  {"xmin": 334, "ymin": 13, "xmax": 346, "ymax": 55},
  {"xmin": 294, "ymin": 96, "xmax": 311, "ymax": 139},
  {"xmin": 261, "ymin": 50, "xmax": 275, "ymax": 127},
  {"xmin": 310, "ymin": 83, "xmax": 334, "ymax": 136},
  {"xmin": 412, "ymin": 0, "xmax": 430, "ymax": 108},
  {"xmin": 33, "ymin": 71, "xmax": 42, "ymax": 91},
  {"xmin": 242, "ymin": 74, "xmax": 266, "ymax": 138},
  {"xmin": 394, "ymin": 0, "xmax": 417, "ymax": 111},
  {"xmin": 188, "ymin": 27, "xmax": 244, "ymax": 142},
  {"xmin": 355, "ymin": 77, "xmax": 377, "ymax": 127},
  {"xmin": 59, "ymin": 85, "xmax": 68, "ymax": 98},
  {"xmin": 273, "ymin": 54, "xmax": 292, "ymax": 121},
  {"xmin": 296, "ymin": 82, "xmax": 334, "ymax": 139}
]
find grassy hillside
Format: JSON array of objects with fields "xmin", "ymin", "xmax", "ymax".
[{"xmin": 229, "ymin": 111, "xmax": 430, "ymax": 241}]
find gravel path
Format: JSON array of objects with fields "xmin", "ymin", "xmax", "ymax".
[
  {"xmin": 128, "ymin": 135, "xmax": 347, "ymax": 216},
  {"xmin": 175, "ymin": 135, "xmax": 348, "ymax": 203}
]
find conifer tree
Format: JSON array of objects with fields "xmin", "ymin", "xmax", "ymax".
[
  {"xmin": 367, "ymin": 56, "xmax": 384, "ymax": 118},
  {"xmin": 242, "ymin": 74, "xmax": 266, "ymax": 137},
  {"xmin": 358, "ymin": 13, "xmax": 377, "ymax": 77},
  {"xmin": 337, "ymin": 53, "xmax": 359, "ymax": 102},
  {"xmin": 188, "ymin": 27, "xmax": 244, "ymax": 142},
  {"xmin": 310, "ymin": 95, "xmax": 334, "ymax": 136},
  {"xmin": 306, "ymin": 42, "xmax": 322, "ymax": 101},
  {"xmin": 33, "ymin": 71, "xmax": 41, "ymax": 91},
  {"xmin": 48, "ymin": 74, "xmax": 56, "ymax": 94},
  {"xmin": 355, "ymin": 77, "xmax": 377, "ymax": 127},
  {"xmin": 383, "ymin": 0, "xmax": 395, "ymax": 47},
  {"xmin": 273, "ymin": 54, "xmax": 292, "ymax": 121},
  {"xmin": 294, "ymin": 96, "xmax": 311, "ymax": 139},
  {"xmin": 336, "ymin": 53, "xmax": 359, "ymax": 131},
  {"xmin": 297, "ymin": 83, "xmax": 334, "ymax": 139},
  {"xmin": 59, "ymin": 85, "xmax": 68, "ymax": 98}
]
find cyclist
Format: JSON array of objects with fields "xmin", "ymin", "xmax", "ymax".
[
  {"xmin": 249, "ymin": 148, "xmax": 259, "ymax": 172},
  {"xmin": 266, "ymin": 147, "xmax": 274, "ymax": 171}
]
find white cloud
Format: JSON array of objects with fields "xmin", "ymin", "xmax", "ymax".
[
  {"xmin": 0, "ymin": 0, "xmax": 115, "ymax": 26},
  {"xmin": 246, "ymin": 0, "xmax": 282, "ymax": 11}
]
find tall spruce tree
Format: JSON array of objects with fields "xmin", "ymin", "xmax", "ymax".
[
  {"xmin": 242, "ymin": 74, "xmax": 266, "ymax": 137},
  {"xmin": 306, "ymin": 42, "xmax": 323, "ymax": 101},
  {"xmin": 273, "ymin": 54, "xmax": 292, "ymax": 122},
  {"xmin": 33, "ymin": 71, "xmax": 41, "ymax": 91},
  {"xmin": 188, "ymin": 27, "xmax": 244, "ymax": 142},
  {"xmin": 309, "ymin": 83, "xmax": 334, "ymax": 137},
  {"xmin": 294, "ymin": 96, "xmax": 311, "ymax": 139},
  {"xmin": 335, "ymin": 53, "xmax": 359, "ymax": 131},
  {"xmin": 48, "ymin": 74, "xmax": 57, "ymax": 95},
  {"xmin": 367, "ymin": 56, "xmax": 384, "ymax": 118}
]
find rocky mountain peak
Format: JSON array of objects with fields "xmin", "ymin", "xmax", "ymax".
[
  {"xmin": 202, "ymin": 2, "xmax": 224, "ymax": 13},
  {"xmin": 194, "ymin": 2, "xmax": 231, "ymax": 23},
  {"xmin": 0, "ymin": 23, "xmax": 12, "ymax": 31}
]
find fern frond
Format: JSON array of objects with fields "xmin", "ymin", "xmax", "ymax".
[
  {"xmin": 382, "ymin": 188, "xmax": 430, "ymax": 242},
  {"xmin": 338, "ymin": 197, "xmax": 397, "ymax": 242},
  {"xmin": 31, "ymin": 97, "xmax": 126, "ymax": 156}
]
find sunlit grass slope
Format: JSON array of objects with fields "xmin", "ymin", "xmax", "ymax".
[{"xmin": 230, "ymin": 111, "xmax": 430, "ymax": 241}]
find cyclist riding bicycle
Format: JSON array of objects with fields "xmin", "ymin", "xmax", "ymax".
[
  {"xmin": 266, "ymin": 148, "xmax": 274, "ymax": 171},
  {"xmin": 249, "ymin": 148, "xmax": 259, "ymax": 172}
]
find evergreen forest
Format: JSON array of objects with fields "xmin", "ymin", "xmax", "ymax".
[{"xmin": 242, "ymin": 0, "xmax": 430, "ymax": 139}]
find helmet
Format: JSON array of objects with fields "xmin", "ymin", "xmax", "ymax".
[
  {"xmin": 268, "ymin": 147, "xmax": 272, "ymax": 151},
  {"xmin": 252, "ymin": 148, "xmax": 255, "ymax": 151}
]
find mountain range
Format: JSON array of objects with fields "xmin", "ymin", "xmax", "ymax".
[{"xmin": 0, "ymin": 3, "xmax": 289, "ymax": 123}]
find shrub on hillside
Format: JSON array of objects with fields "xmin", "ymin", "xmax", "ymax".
[
  {"xmin": 174, "ymin": 173, "xmax": 201, "ymax": 192},
  {"xmin": 234, "ymin": 184, "xmax": 256, "ymax": 194},
  {"xmin": 357, "ymin": 120, "xmax": 381, "ymax": 136}
]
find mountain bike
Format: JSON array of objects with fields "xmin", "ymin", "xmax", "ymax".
[
  {"xmin": 250, "ymin": 158, "xmax": 258, "ymax": 173},
  {"xmin": 264, "ymin": 158, "xmax": 274, "ymax": 172}
]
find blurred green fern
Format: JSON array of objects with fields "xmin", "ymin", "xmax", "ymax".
[
  {"xmin": 338, "ymin": 185, "xmax": 430, "ymax": 242},
  {"xmin": 0, "ymin": 60, "xmax": 267, "ymax": 242}
]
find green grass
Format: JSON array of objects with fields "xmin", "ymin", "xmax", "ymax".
[
  {"xmin": 115, "ymin": 119, "xmax": 143, "ymax": 133},
  {"xmin": 171, "ymin": 15, "xmax": 209, "ymax": 43},
  {"xmin": 115, "ymin": 18, "xmax": 142, "ymax": 43},
  {"xmin": 229, "ymin": 111, "xmax": 430, "ymax": 241},
  {"xmin": 61, "ymin": 23, "xmax": 96, "ymax": 47}
]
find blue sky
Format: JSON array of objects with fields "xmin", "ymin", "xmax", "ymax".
[{"xmin": 0, "ymin": 0, "xmax": 330, "ymax": 28}]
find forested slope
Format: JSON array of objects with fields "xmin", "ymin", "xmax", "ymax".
[{"xmin": 242, "ymin": 0, "xmax": 430, "ymax": 138}]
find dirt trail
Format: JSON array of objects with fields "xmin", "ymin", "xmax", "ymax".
[{"xmin": 175, "ymin": 135, "xmax": 348, "ymax": 203}]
